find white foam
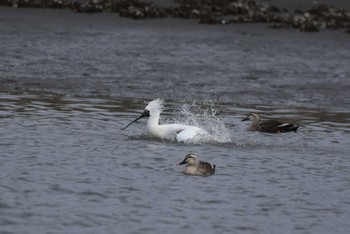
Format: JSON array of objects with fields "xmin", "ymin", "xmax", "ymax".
[{"xmin": 175, "ymin": 101, "xmax": 232, "ymax": 144}]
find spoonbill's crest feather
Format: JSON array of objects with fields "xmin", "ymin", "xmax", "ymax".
[{"xmin": 145, "ymin": 99, "xmax": 164, "ymax": 113}]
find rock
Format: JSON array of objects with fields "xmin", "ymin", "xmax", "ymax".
[{"xmin": 0, "ymin": 0, "xmax": 349, "ymax": 32}]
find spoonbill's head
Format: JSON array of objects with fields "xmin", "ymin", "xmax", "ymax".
[
  {"xmin": 242, "ymin": 112, "xmax": 259, "ymax": 122},
  {"xmin": 121, "ymin": 99, "xmax": 164, "ymax": 130},
  {"xmin": 177, "ymin": 153, "xmax": 199, "ymax": 166},
  {"xmin": 145, "ymin": 98, "xmax": 164, "ymax": 115}
]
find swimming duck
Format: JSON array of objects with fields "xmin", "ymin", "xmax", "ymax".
[
  {"xmin": 177, "ymin": 153, "xmax": 216, "ymax": 176},
  {"xmin": 121, "ymin": 99, "xmax": 208, "ymax": 143},
  {"xmin": 242, "ymin": 112, "xmax": 299, "ymax": 133}
]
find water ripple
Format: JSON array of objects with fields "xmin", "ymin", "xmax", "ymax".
[{"xmin": 1, "ymin": 93, "xmax": 350, "ymax": 234}]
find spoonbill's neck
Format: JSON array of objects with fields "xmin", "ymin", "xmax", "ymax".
[{"xmin": 147, "ymin": 111, "xmax": 161, "ymax": 130}]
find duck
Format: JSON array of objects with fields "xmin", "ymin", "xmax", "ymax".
[
  {"xmin": 121, "ymin": 99, "xmax": 208, "ymax": 143},
  {"xmin": 242, "ymin": 112, "xmax": 299, "ymax": 133},
  {"xmin": 177, "ymin": 153, "xmax": 216, "ymax": 176}
]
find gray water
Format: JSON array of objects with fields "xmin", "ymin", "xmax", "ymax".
[{"xmin": 1, "ymin": 7, "xmax": 350, "ymax": 234}]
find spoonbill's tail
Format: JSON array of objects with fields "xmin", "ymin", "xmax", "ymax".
[{"xmin": 121, "ymin": 110, "xmax": 150, "ymax": 130}]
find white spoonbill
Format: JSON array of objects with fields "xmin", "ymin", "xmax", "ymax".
[{"xmin": 121, "ymin": 99, "xmax": 208, "ymax": 143}]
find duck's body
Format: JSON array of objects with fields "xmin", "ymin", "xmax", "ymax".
[
  {"xmin": 122, "ymin": 99, "xmax": 207, "ymax": 143},
  {"xmin": 242, "ymin": 113, "xmax": 299, "ymax": 133},
  {"xmin": 177, "ymin": 153, "xmax": 216, "ymax": 176}
]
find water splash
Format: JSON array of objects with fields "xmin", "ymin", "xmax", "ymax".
[{"xmin": 176, "ymin": 100, "xmax": 232, "ymax": 144}]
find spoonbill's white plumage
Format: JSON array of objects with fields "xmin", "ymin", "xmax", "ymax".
[{"xmin": 122, "ymin": 99, "xmax": 208, "ymax": 143}]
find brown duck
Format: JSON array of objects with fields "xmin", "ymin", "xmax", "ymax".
[
  {"xmin": 177, "ymin": 153, "xmax": 216, "ymax": 176},
  {"xmin": 242, "ymin": 113, "xmax": 299, "ymax": 133}
]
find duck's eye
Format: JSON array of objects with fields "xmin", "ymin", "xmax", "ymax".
[
  {"xmin": 187, "ymin": 156, "xmax": 194, "ymax": 161},
  {"xmin": 145, "ymin": 110, "xmax": 150, "ymax": 115}
]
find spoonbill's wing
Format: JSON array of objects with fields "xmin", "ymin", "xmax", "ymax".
[{"xmin": 176, "ymin": 126, "xmax": 202, "ymax": 143}]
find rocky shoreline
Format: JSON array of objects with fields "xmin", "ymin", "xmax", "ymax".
[{"xmin": 1, "ymin": 0, "xmax": 350, "ymax": 32}]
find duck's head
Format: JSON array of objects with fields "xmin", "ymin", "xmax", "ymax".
[
  {"xmin": 242, "ymin": 112, "xmax": 259, "ymax": 122},
  {"xmin": 177, "ymin": 153, "xmax": 199, "ymax": 166},
  {"xmin": 121, "ymin": 99, "xmax": 163, "ymax": 130}
]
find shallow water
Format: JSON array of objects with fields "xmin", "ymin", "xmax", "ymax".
[
  {"xmin": 1, "ymin": 94, "xmax": 350, "ymax": 234},
  {"xmin": 1, "ymin": 7, "xmax": 350, "ymax": 234}
]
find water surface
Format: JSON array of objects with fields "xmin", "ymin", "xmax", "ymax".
[
  {"xmin": 1, "ymin": 7, "xmax": 350, "ymax": 234},
  {"xmin": 1, "ymin": 94, "xmax": 350, "ymax": 234}
]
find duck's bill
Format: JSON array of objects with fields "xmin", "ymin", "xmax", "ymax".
[
  {"xmin": 121, "ymin": 111, "xmax": 149, "ymax": 130},
  {"xmin": 178, "ymin": 160, "xmax": 187, "ymax": 165},
  {"xmin": 241, "ymin": 116, "xmax": 249, "ymax": 121}
]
